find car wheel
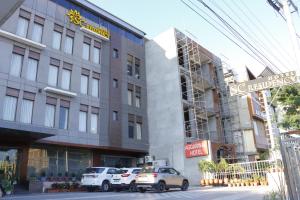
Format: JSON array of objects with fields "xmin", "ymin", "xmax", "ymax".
[
  {"xmin": 156, "ymin": 181, "xmax": 166, "ymax": 193},
  {"xmin": 128, "ymin": 182, "xmax": 137, "ymax": 192},
  {"xmin": 181, "ymin": 180, "xmax": 189, "ymax": 191},
  {"xmin": 138, "ymin": 187, "xmax": 146, "ymax": 193},
  {"xmin": 101, "ymin": 181, "xmax": 110, "ymax": 192}
]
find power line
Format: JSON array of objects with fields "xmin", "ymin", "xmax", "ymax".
[
  {"xmin": 235, "ymin": 0, "xmax": 296, "ymax": 69},
  {"xmin": 209, "ymin": 0, "xmax": 292, "ymax": 72},
  {"xmin": 181, "ymin": 0, "xmax": 271, "ymax": 67},
  {"xmin": 197, "ymin": 0, "xmax": 284, "ymax": 73}
]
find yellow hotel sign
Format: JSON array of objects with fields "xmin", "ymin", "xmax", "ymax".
[{"xmin": 67, "ymin": 9, "xmax": 110, "ymax": 40}]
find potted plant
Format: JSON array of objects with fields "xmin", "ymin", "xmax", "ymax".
[
  {"xmin": 198, "ymin": 160, "xmax": 212, "ymax": 187},
  {"xmin": 252, "ymin": 175, "xmax": 260, "ymax": 186},
  {"xmin": 2, "ymin": 179, "xmax": 13, "ymax": 195}
]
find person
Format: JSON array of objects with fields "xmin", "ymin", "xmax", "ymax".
[{"xmin": 0, "ymin": 182, "xmax": 4, "ymax": 198}]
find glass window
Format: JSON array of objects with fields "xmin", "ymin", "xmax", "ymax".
[
  {"xmin": 127, "ymin": 54, "xmax": 133, "ymax": 76},
  {"xmin": 45, "ymin": 104, "xmax": 55, "ymax": 127},
  {"xmin": 48, "ymin": 65, "xmax": 58, "ymax": 86},
  {"xmin": 91, "ymin": 113, "xmax": 98, "ymax": 134},
  {"xmin": 26, "ymin": 58, "xmax": 38, "ymax": 81},
  {"xmin": 113, "ymin": 79, "xmax": 118, "ymax": 88},
  {"xmin": 82, "ymin": 43, "xmax": 90, "ymax": 60},
  {"xmin": 52, "ymin": 31, "xmax": 62, "ymax": 50},
  {"xmin": 59, "ymin": 106, "xmax": 69, "ymax": 129},
  {"xmin": 10, "ymin": 53, "xmax": 23, "ymax": 77},
  {"xmin": 113, "ymin": 49, "xmax": 118, "ymax": 58},
  {"xmin": 136, "ymin": 123, "xmax": 142, "ymax": 140},
  {"xmin": 93, "ymin": 47, "xmax": 100, "ymax": 64},
  {"xmin": 31, "ymin": 23, "xmax": 43, "ymax": 43},
  {"xmin": 16, "ymin": 17, "xmax": 29, "ymax": 37},
  {"xmin": 64, "ymin": 36, "xmax": 73, "ymax": 54},
  {"xmin": 128, "ymin": 90, "xmax": 132, "ymax": 106},
  {"xmin": 135, "ymin": 58, "xmax": 140, "ymax": 79},
  {"xmin": 79, "ymin": 111, "xmax": 87, "ymax": 132},
  {"xmin": 2, "ymin": 96, "xmax": 17, "ymax": 121},
  {"xmin": 112, "ymin": 111, "xmax": 118, "ymax": 121},
  {"xmin": 136, "ymin": 96, "xmax": 141, "ymax": 108},
  {"xmin": 20, "ymin": 99, "xmax": 33, "ymax": 124},
  {"xmin": 80, "ymin": 75, "xmax": 88, "ymax": 95},
  {"xmin": 85, "ymin": 167, "xmax": 105, "ymax": 174},
  {"xmin": 92, "ymin": 78, "xmax": 99, "ymax": 97},
  {"xmin": 61, "ymin": 69, "xmax": 71, "ymax": 90},
  {"xmin": 128, "ymin": 123, "xmax": 134, "ymax": 139}
]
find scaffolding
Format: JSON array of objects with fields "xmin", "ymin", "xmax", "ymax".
[{"xmin": 175, "ymin": 30, "xmax": 245, "ymax": 162}]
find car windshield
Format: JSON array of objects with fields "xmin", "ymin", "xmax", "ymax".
[
  {"xmin": 141, "ymin": 167, "xmax": 155, "ymax": 173},
  {"xmin": 115, "ymin": 169, "xmax": 128, "ymax": 174},
  {"xmin": 85, "ymin": 167, "xmax": 105, "ymax": 174}
]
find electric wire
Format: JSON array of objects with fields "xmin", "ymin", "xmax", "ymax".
[{"xmin": 181, "ymin": 0, "xmax": 270, "ymax": 67}]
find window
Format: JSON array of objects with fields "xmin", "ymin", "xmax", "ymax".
[
  {"xmin": 20, "ymin": 99, "xmax": 33, "ymax": 124},
  {"xmin": 128, "ymin": 123, "xmax": 134, "ymax": 139},
  {"xmin": 82, "ymin": 43, "xmax": 90, "ymax": 60},
  {"xmin": 16, "ymin": 17, "xmax": 29, "ymax": 37},
  {"xmin": 127, "ymin": 54, "xmax": 133, "ymax": 76},
  {"xmin": 79, "ymin": 111, "xmax": 87, "ymax": 132},
  {"xmin": 113, "ymin": 49, "xmax": 119, "ymax": 58},
  {"xmin": 64, "ymin": 36, "xmax": 73, "ymax": 54},
  {"xmin": 59, "ymin": 106, "xmax": 69, "ymax": 129},
  {"xmin": 45, "ymin": 104, "xmax": 55, "ymax": 127},
  {"xmin": 113, "ymin": 79, "xmax": 118, "ymax": 88},
  {"xmin": 10, "ymin": 53, "xmax": 23, "ymax": 77},
  {"xmin": 48, "ymin": 65, "xmax": 58, "ymax": 86},
  {"xmin": 136, "ymin": 123, "xmax": 142, "ymax": 140},
  {"xmin": 92, "ymin": 78, "xmax": 99, "ymax": 97},
  {"xmin": 31, "ymin": 23, "xmax": 43, "ymax": 43},
  {"xmin": 91, "ymin": 113, "xmax": 98, "ymax": 134},
  {"xmin": 128, "ymin": 89, "xmax": 133, "ymax": 106},
  {"xmin": 135, "ymin": 58, "xmax": 140, "ymax": 79},
  {"xmin": 2, "ymin": 96, "xmax": 17, "ymax": 121},
  {"xmin": 26, "ymin": 58, "xmax": 38, "ymax": 81},
  {"xmin": 135, "ymin": 87, "xmax": 141, "ymax": 108},
  {"xmin": 93, "ymin": 46, "xmax": 101, "ymax": 64},
  {"xmin": 52, "ymin": 31, "xmax": 62, "ymax": 50},
  {"xmin": 112, "ymin": 111, "xmax": 118, "ymax": 121},
  {"xmin": 61, "ymin": 69, "xmax": 71, "ymax": 90},
  {"xmin": 80, "ymin": 74, "xmax": 88, "ymax": 95}
]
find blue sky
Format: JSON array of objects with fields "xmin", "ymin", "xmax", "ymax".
[{"xmin": 89, "ymin": 0, "xmax": 300, "ymax": 78}]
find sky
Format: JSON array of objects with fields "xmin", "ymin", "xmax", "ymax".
[{"xmin": 88, "ymin": 0, "xmax": 300, "ymax": 79}]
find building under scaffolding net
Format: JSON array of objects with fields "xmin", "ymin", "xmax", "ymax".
[{"xmin": 176, "ymin": 30, "xmax": 245, "ymax": 162}]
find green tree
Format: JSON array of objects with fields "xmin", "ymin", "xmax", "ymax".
[{"xmin": 273, "ymin": 84, "xmax": 300, "ymax": 130}]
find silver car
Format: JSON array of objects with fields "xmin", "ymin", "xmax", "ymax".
[{"xmin": 135, "ymin": 166, "xmax": 189, "ymax": 193}]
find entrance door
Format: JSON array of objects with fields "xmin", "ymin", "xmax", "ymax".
[{"xmin": 0, "ymin": 148, "xmax": 19, "ymax": 183}]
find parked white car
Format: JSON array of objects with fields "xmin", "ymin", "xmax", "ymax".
[
  {"xmin": 81, "ymin": 167, "xmax": 118, "ymax": 192},
  {"xmin": 111, "ymin": 168, "xmax": 141, "ymax": 192}
]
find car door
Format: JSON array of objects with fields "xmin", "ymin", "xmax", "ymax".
[
  {"xmin": 158, "ymin": 168, "xmax": 172, "ymax": 186},
  {"xmin": 106, "ymin": 168, "xmax": 117, "ymax": 181},
  {"xmin": 169, "ymin": 168, "xmax": 183, "ymax": 186}
]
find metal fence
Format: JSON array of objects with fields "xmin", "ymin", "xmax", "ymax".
[{"xmin": 280, "ymin": 135, "xmax": 300, "ymax": 200}]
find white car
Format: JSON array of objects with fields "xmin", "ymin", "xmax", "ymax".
[
  {"xmin": 81, "ymin": 167, "xmax": 118, "ymax": 192},
  {"xmin": 111, "ymin": 168, "xmax": 141, "ymax": 192}
]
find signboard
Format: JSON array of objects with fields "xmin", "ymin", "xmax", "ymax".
[
  {"xmin": 229, "ymin": 71, "xmax": 297, "ymax": 96},
  {"xmin": 185, "ymin": 140, "xmax": 209, "ymax": 158},
  {"xmin": 67, "ymin": 9, "xmax": 110, "ymax": 40}
]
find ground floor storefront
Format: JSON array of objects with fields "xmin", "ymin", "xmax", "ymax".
[{"xmin": 0, "ymin": 143, "xmax": 147, "ymax": 189}]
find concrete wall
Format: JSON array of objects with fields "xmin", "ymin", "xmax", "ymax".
[{"xmin": 146, "ymin": 28, "xmax": 185, "ymax": 173}]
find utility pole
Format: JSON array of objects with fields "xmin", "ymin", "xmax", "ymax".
[
  {"xmin": 281, "ymin": 0, "xmax": 300, "ymax": 74},
  {"xmin": 268, "ymin": 0, "xmax": 300, "ymax": 74}
]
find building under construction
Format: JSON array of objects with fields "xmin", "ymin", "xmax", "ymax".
[{"xmin": 146, "ymin": 28, "xmax": 238, "ymax": 184}]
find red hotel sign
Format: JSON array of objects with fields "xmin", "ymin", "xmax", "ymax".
[{"xmin": 185, "ymin": 140, "xmax": 209, "ymax": 158}]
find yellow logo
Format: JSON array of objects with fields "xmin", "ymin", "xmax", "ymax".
[{"xmin": 66, "ymin": 9, "xmax": 110, "ymax": 40}]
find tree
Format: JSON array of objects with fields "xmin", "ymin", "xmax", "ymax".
[{"xmin": 273, "ymin": 84, "xmax": 300, "ymax": 130}]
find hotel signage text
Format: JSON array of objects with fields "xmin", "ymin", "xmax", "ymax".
[
  {"xmin": 185, "ymin": 140, "xmax": 209, "ymax": 158},
  {"xmin": 229, "ymin": 71, "xmax": 297, "ymax": 96},
  {"xmin": 67, "ymin": 9, "xmax": 110, "ymax": 40}
]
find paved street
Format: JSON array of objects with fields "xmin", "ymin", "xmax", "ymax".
[{"xmin": 2, "ymin": 186, "xmax": 270, "ymax": 200}]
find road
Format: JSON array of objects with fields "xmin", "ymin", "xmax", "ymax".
[{"xmin": 2, "ymin": 186, "xmax": 270, "ymax": 200}]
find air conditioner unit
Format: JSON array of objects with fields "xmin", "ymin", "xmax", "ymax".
[{"xmin": 145, "ymin": 156, "xmax": 153, "ymax": 163}]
